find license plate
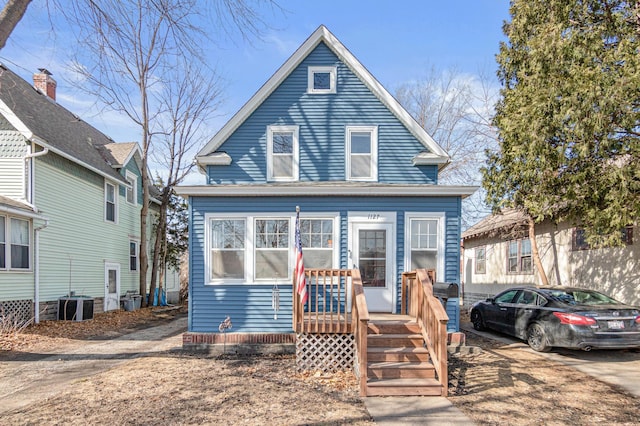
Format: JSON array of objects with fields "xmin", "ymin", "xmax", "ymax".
[{"xmin": 607, "ymin": 320, "xmax": 625, "ymax": 329}]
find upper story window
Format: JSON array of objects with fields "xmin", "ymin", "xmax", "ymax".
[
  {"xmin": 507, "ymin": 238, "xmax": 532, "ymax": 274},
  {"xmin": 475, "ymin": 246, "xmax": 486, "ymax": 274},
  {"xmin": 307, "ymin": 66, "xmax": 336, "ymax": 94},
  {"xmin": 0, "ymin": 216, "xmax": 31, "ymax": 270},
  {"xmin": 267, "ymin": 125, "xmax": 299, "ymax": 182},
  {"xmin": 125, "ymin": 171, "xmax": 137, "ymax": 205},
  {"xmin": 105, "ymin": 181, "xmax": 117, "ymax": 223},
  {"xmin": 572, "ymin": 226, "xmax": 633, "ymax": 251},
  {"xmin": 346, "ymin": 126, "xmax": 378, "ymax": 181}
]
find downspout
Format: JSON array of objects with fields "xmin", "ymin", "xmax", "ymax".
[
  {"xmin": 33, "ymin": 219, "xmax": 50, "ymax": 324},
  {"xmin": 24, "ymin": 143, "xmax": 50, "ymax": 323}
]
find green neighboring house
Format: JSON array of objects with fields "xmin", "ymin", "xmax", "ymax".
[{"xmin": 0, "ymin": 65, "xmax": 156, "ymax": 322}]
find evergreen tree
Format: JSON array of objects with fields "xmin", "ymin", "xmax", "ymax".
[{"xmin": 484, "ymin": 0, "xmax": 640, "ymax": 247}]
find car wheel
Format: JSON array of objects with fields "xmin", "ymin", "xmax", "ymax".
[
  {"xmin": 471, "ymin": 310, "xmax": 485, "ymax": 331},
  {"xmin": 527, "ymin": 323, "xmax": 551, "ymax": 352}
]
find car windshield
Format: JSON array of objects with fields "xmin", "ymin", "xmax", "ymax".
[{"xmin": 545, "ymin": 289, "xmax": 620, "ymax": 306}]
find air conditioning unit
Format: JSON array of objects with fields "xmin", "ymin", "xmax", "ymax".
[{"xmin": 58, "ymin": 297, "xmax": 94, "ymax": 321}]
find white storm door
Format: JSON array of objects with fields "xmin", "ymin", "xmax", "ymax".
[
  {"xmin": 351, "ymin": 223, "xmax": 394, "ymax": 312},
  {"xmin": 104, "ymin": 263, "xmax": 120, "ymax": 311}
]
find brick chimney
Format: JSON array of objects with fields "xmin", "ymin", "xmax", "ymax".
[{"xmin": 33, "ymin": 68, "xmax": 57, "ymax": 100}]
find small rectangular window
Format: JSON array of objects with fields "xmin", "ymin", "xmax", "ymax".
[
  {"xmin": 125, "ymin": 172, "xmax": 137, "ymax": 205},
  {"xmin": 346, "ymin": 126, "xmax": 377, "ymax": 181},
  {"xmin": 10, "ymin": 218, "xmax": 30, "ymax": 269},
  {"xmin": 0, "ymin": 216, "xmax": 6, "ymax": 269},
  {"xmin": 129, "ymin": 241, "xmax": 139, "ymax": 271},
  {"xmin": 255, "ymin": 219, "xmax": 289, "ymax": 280},
  {"xmin": 475, "ymin": 246, "xmax": 486, "ymax": 274},
  {"xmin": 267, "ymin": 125, "xmax": 299, "ymax": 181},
  {"xmin": 210, "ymin": 219, "xmax": 245, "ymax": 280},
  {"xmin": 572, "ymin": 226, "xmax": 633, "ymax": 250},
  {"xmin": 105, "ymin": 182, "xmax": 116, "ymax": 222},
  {"xmin": 307, "ymin": 66, "xmax": 336, "ymax": 94}
]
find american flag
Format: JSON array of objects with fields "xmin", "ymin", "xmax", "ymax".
[{"xmin": 294, "ymin": 209, "xmax": 308, "ymax": 305}]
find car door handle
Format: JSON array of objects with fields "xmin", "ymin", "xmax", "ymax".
[{"xmin": 500, "ymin": 308, "xmax": 507, "ymax": 311}]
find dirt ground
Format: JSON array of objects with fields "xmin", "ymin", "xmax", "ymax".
[{"xmin": 1, "ymin": 308, "xmax": 640, "ymax": 425}]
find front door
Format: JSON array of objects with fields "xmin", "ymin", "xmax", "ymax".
[
  {"xmin": 104, "ymin": 263, "xmax": 120, "ymax": 311},
  {"xmin": 350, "ymin": 221, "xmax": 394, "ymax": 312}
]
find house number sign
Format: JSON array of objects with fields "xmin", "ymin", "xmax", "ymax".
[{"xmin": 367, "ymin": 213, "xmax": 381, "ymax": 220}]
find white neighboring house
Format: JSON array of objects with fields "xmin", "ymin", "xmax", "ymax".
[{"xmin": 462, "ymin": 209, "xmax": 638, "ymax": 308}]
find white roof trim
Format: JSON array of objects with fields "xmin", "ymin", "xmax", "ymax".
[
  {"xmin": 0, "ymin": 203, "xmax": 48, "ymax": 220},
  {"xmin": 196, "ymin": 152, "xmax": 232, "ymax": 166},
  {"xmin": 196, "ymin": 25, "xmax": 450, "ymax": 168},
  {"xmin": 0, "ymin": 99, "xmax": 34, "ymax": 140},
  {"xmin": 175, "ymin": 184, "xmax": 477, "ymax": 199},
  {"xmin": 412, "ymin": 152, "xmax": 450, "ymax": 166}
]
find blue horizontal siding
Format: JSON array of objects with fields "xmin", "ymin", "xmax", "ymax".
[
  {"xmin": 208, "ymin": 42, "xmax": 438, "ymax": 185},
  {"xmin": 188, "ymin": 195, "xmax": 461, "ymax": 332}
]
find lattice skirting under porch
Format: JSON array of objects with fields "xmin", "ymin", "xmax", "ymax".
[
  {"xmin": 295, "ymin": 333, "xmax": 355, "ymax": 373},
  {"xmin": 0, "ymin": 299, "xmax": 33, "ymax": 326}
]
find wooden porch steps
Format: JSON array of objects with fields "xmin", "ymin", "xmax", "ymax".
[{"xmin": 365, "ymin": 319, "xmax": 443, "ymax": 397}]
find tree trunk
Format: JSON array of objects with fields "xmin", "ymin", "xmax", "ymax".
[
  {"xmin": 149, "ymin": 190, "xmax": 169, "ymax": 305},
  {"xmin": 139, "ymin": 136, "xmax": 150, "ymax": 306},
  {"xmin": 528, "ymin": 216, "xmax": 549, "ymax": 286},
  {"xmin": 0, "ymin": 0, "xmax": 31, "ymax": 50}
]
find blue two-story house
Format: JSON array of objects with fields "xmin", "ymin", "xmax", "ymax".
[{"xmin": 177, "ymin": 25, "xmax": 475, "ymax": 339}]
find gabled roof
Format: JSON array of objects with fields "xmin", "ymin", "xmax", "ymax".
[
  {"xmin": 196, "ymin": 25, "xmax": 450, "ymax": 168},
  {"xmin": 97, "ymin": 142, "xmax": 141, "ymax": 169},
  {"xmin": 0, "ymin": 64, "xmax": 127, "ymax": 183},
  {"xmin": 462, "ymin": 209, "xmax": 529, "ymax": 240}
]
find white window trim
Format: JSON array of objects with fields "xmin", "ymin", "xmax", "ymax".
[
  {"xmin": 404, "ymin": 213, "xmax": 445, "ymax": 281},
  {"xmin": 0, "ymin": 215, "xmax": 32, "ymax": 272},
  {"xmin": 204, "ymin": 212, "xmax": 339, "ymax": 285},
  {"xmin": 129, "ymin": 239, "xmax": 140, "ymax": 272},
  {"xmin": 345, "ymin": 125, "xmax": 378, "ymax": 182},
  {"xmin": 125, "ymin": 171, "xmax": 137, "ymax": 205},
  {"xmin": 104, "ymin": 181, "xmax": 118, "ymax": 224},
  {"xmin": 266, "ymin": 125, "xmax": 299, "ymax": 182},
  {"xmin": 307, "ymin": 66, "xmax": 337, "ymax": 94}
]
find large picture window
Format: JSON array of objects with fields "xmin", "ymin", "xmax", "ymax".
[
  {"xmin": 267, "ymin": 125, "xmax": 299, "ymax": 181},
  {"xmin": 346, "ymin": 126, "xmax": 377, "ymax": 181},
  {"xmin": 210, "ymin": 219, "xmax": 246, "ymax": 280},
  {"xmin": 507, "ymin": 238, "xmax": 532, "ymax": 274},
  {"xmin": 206, "ymin": 214, "xmax": 338, "ymax": 284}
]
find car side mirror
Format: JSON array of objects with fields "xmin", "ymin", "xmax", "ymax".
[{"xmin": 486, "ymin": 297, "xmax": 495, "ymax": 304}]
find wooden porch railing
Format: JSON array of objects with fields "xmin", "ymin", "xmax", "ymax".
[
  {"xmin": 293, "ymin": 268, "xmax": 369, "ymax": 393},
  {"xmin": 401, "ymin": 269, "xmax": 449, "ymax": 396}
]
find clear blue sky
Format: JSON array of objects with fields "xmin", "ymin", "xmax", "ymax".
[{"xmin": 0, "ymin": 0, "xmax": 509, "ymax": 157}]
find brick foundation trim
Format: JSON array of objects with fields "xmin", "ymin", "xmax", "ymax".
[{"xmin": 183, "ymin": 332, "xmax": 296, "ymax": 345}]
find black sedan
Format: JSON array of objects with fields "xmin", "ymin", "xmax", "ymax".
[{"xmin": 469, "ymin": 287, "xmax": 640, "ymax": 352}]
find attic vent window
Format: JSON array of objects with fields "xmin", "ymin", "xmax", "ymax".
[{"xmin": 308, "ymin": 66, "xmax": 336, "ymax": 94}]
